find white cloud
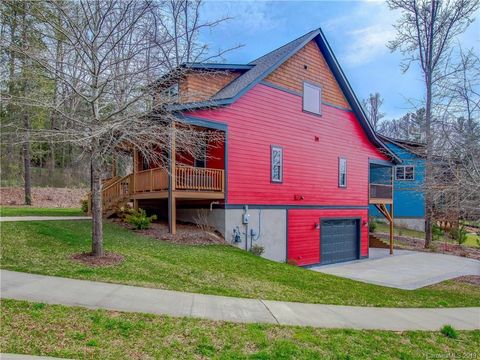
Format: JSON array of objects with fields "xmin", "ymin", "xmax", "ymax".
[{"xmin": 343, "ymin": 24, "xmax": 395, "ymax": 66}]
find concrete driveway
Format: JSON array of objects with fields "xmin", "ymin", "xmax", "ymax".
[{"xmin": 312, "ymin": 248, "xmax": 480, "ymax": 290}]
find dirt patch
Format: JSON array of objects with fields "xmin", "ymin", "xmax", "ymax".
[
  {"xmin": 452, "ymin": 275, "xmax": 480, "ymax": 286},
  {"xmin": 375, "ymin": 232, "xmax": 480, "ymax": 260},
  {"xmin": 70, "ymin": 252, "xmax": 125, "ymax": 267},
  {"xmin": 114, "ymin": 219, "xmax": 226, "ymax": 245},
  {"xmin": 1, "ymin": 187, "xmax": 87, "ymax": 208}
]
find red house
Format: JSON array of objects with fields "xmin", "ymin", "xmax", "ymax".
[{"xmin": 103, "ymin": 29, "xmax": 398, "ymax": 266}]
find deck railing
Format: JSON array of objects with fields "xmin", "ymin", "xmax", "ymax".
[
  {"xmin": 134, "ymin": 167, "xmax": 168, "ymax": 193},
  {"xmin": 369, "ymin": 183, "xmax": 393, "ymax": 200},
  {"xmin": 133, "ymin": 166, "xmax": 224, "ymax": 193},
  {"xmin": 97, "ymin": 174, "xmax": 132, "ymax": 212},
  {"xmin": 176, "ymin": 166, "xmax": 224, "ymax": 192}
]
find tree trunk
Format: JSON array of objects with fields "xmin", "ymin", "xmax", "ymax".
[
  {"xmin": 23, "ymin": 111, "xmax": 32, "ymax": 205},
  {"xmin": 91, "ymin": 157, "xmax": 104, "ymax": 257},
  {"xmin": 424, "ymin": 76, "xmax": 433, "ymax": 248}
]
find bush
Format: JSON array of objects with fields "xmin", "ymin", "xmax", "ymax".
[
  {"xmin": 125, "ymin": 208, "xmax": 157, "ymax": 230},
  {"xmin": 449, "ymin": 225, "xmax": 467, "ymax": 245},
  {"xmin": 250, "ymin": 244, "xmax": 265, "ymax": 256},
  {"xmin": 368, "ymin": 218, "xmax": 377, "ymax": 233},
  {"xmin": 432, "ymin": 224, "xmax": 444, "ymax": 241},
  {"xmin": 440, "ymin": 324, "xmax": 458, "ymax": 339},
  {"xmin": 80, "ymin": 198, "xmax": 89, "ymax": 213}
]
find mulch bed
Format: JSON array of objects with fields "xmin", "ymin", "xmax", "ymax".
[
  {"xmin": 1, "ymin": 187, "xmax": 87, "ymax": 208},
  {"xmin": 113, "ymin": 219, "xmax": 226, "ymax": 245},
  {"xmin": 452, "ymin": 275, "xmax": 480, "ymax": 286},
  {"xmin": 70, "ymin": 252, "xmax": 125, "ymax": 267},
  {"xmin": 375, "ymin": 232, "xmax": 480, "ymax": 260}
]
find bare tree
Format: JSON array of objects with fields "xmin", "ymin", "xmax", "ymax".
[
  {"xmin": 2, "ymin": 0, "xmax": 229, "ymax": 257},
  {"xmin": 435, "ymin": 48, "xmax": 480, "ymax": 220},
  {"xmin": 387, "ymin": 0, "xmax": 479, "ymax": 247},
  {"xmin": 363, "ymin": 92, "xmax": 385, "ymax": 130}
]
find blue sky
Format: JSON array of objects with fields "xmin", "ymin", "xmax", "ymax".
[{"xmin": 199, "ymin": 0, "xmax": 480, "ymax": 120}]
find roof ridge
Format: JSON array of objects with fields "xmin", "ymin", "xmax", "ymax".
[{"xmin": 248, "ymin": 29, "xmax": 319, "ymax": 65}]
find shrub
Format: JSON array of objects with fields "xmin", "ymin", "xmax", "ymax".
[
  {"xmin": 125, "ymin": 208, "xmax": 157, "ymax": 230},
  {"xmin": 449, "ymin": 225, "xmax": 467, "ymax": 245},
  {"xmin": 80, "ymin": 198, "xmax": 89, "ymax": 213},
  {"xmin": 440, "ymin": 324, "xmax": 458, "ymax": 339},
  {"xmin": 250, "ymin": 244, "xmax": 265, "ymax": 256},
  {"xmin": 368, "ymin": 218, "xmax": 377, "ymax": 233},
  {"xmin": 432, "ymin": 224, "xmax": 444, "ymax": 241}
]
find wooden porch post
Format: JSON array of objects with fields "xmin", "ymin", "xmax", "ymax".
[
  {"xmin": 389, "ymin": 203, "xmax": 394, "ymax": 255},
  {"xmin": 168, "ymin": 122, "xmax": 176, "ymax": 234}
]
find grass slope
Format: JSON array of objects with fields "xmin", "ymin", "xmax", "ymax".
[
  {"xmin": 0, "ymin": 206, "xmax": 84, "ymax": 217},
  {"xmin": 1, "ymin": 220, "xmax": 479, "ymax": 308},
  {"xmin": 2, "ymin": 299, "xmax": 479, "ymax": 360}
]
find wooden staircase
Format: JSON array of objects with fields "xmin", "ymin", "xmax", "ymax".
[
  {"xmin": 88, "ymin": 174, "xmax": 133, "ymax": 218},
  {"xmin": 369, "ymin": 234, "xmax": 390, "ymax": 249}
]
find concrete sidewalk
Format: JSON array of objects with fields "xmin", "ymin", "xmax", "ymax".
[
  {"xmin": 0, "ymin": 216, "xmax": 90, "ymax": 222},
  {"xmin": 0, "ymin": 354, "xmax": 71, "ymax": 360},
  {"xmin": 1, "ymin": 270, "xmax": 479, "ymax": 331}
]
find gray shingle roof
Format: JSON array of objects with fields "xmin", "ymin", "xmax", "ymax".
[{"xmin": 212, "ymin": 30, "xmax": 319, "ymax": 100}]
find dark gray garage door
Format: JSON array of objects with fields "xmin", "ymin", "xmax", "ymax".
[{"xmin": 321, "ymin": 219, "xmax": 359, "ymax": 265}]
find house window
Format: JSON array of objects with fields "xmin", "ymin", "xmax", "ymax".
[
  {"xmin": 303, "ymin": 82, "xmax": 322, "ymax": 115},
  {"xmin": 164, "ymin": 82, "xmax": 179, "ymax": 100},
  {"xmin": 194, "ymin": 139, "xmax": 207, "ymax": 168},
  {"xmin": 271, "ymin": 146, "xmax": 283, "ymax": 183},
  {"xmin": 339, "ymin": 158, "xmax": 347, "ymax": 187},
  {"xmin": 395, "ymin": 165, "xmax": 415, "ymax": 180}
]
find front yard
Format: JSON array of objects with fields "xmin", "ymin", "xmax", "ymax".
[
  {"xmin": 1, "ymin": 219, "xmax": 479, "ymax": 308},
  {"xmin": 0, "ymin": 206, "xmax": 84, "ymax": 217},
  {"xmin": 1, "ymin": 299, "xmax": 479, "ymax": 360}
]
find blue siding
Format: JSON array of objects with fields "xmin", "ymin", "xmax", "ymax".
[{"xmin": 370, "ymin": 142, "xmax": 425, "ymax": 218}]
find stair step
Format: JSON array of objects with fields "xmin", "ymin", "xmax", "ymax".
[{"xmin": 369, "ymin": 234, "xmax": 390, "ymax": 249}]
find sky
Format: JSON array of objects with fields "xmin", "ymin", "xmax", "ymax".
[{"xmin": 199, "ymin": 0, "xmax": 480, "ymax": 120}]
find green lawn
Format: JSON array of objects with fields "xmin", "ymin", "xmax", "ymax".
[
  {"xmin": 2, "ymin": 299, "xmax": 479, "ymax": 360},
  {"xmin": 375, "ymin": 222, "xmax": 480, "ymax": 248},
  {"xmin": 1, "ymin": 220, "xmax": 479, "ymax": 308},
  {"xmin": 375, "ymin": 222, "xmax": 425, "ymax": 239},
  {"xmin": 0, "ymin": 206, "xmax": 84, "ymax": 217}
]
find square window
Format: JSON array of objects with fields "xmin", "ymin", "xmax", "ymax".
[
  {"xmin": 395, "ymin": 165, "xmax": 415, "ymax": 181},
  {"xmin": 303, "ymin": 82, "xmax": 322, "ymax": 115}
]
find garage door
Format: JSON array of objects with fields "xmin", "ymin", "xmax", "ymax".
[{"xmin": 321, "ymin": 219, "xmax": 359, "ymax": 265}]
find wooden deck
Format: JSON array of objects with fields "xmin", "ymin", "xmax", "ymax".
[{"xmin": 100, "ymin": 166, "xmax": 225, "ymax": 211}]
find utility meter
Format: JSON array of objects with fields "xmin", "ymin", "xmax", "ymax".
[{"xmin": 242, "ymin": 213, "xmax": 250, "ymax": 224}]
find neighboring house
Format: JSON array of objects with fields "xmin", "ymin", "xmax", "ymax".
[
  {"xmin": 103, "ymin": 29, "xmax": 400, "ymax": 266},
  {"xmin": 370, "ymin": 135, "xmax": 426, "ymax": 231}
]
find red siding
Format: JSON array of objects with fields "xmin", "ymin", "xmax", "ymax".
[
  {"xmin": 288, "ymin": 209, "xmax": 369, "ymax": 266},
  {"xmin": 187, "ymin": 83, "xmax": 388, "ymax": 206},
  {"xmin": 207, "ymin": 139, "xmax": 224, "ymax": 169}
]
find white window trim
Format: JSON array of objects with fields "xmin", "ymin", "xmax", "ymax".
[
  {"xmin": 302, "ymin": 81, "xmax": 322, "ymax": 116},
  {"xmin": 338, "ymin": 157, "xmax": 347, "ymax": 188},
  {"xmin": 395, "ymin": 165, "xmax": 415, "ymax": 181},
  {"xmin": 271, "ymin": 145, "xmax": 283, "ymax": 183}
]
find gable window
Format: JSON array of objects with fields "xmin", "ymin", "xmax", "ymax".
[
  {"xmin": 164, "ymin": 82, "xmax": 179, "ymax": 100},
  {"xmin": 303, "ymin": 82, "xmax": 322, "ymax": 115},
  {"xmin": 395, "ymin": 165, "xmax": 415, "ymax": 181},
  {"xmin": 271, "ymin": 146, "xmax": 283, "ymax": 183},
  {"xmin": 338, "ymin": 158, "xmax": 347, "ymax": 187}
]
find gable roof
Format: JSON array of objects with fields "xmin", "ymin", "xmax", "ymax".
[
  {"xmin": 171, "ymin": 28, "xmax": 400, "ymax": 163},
  {"xmin": 378, "ymin": 134, "xmax": 426, "ymax": 158}
]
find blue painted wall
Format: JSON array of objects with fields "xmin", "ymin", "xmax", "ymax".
[{"xmin": 370, "ymin": 142, "xmax": 425, "ymax": 218}]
